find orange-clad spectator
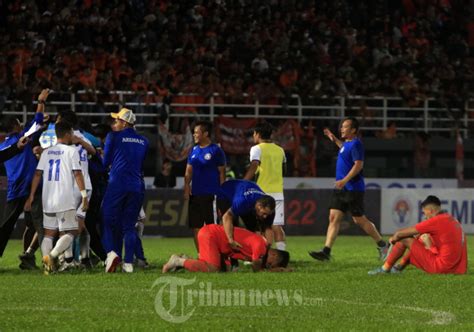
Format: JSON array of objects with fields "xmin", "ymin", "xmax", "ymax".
[
  {"xmin": 107, "ymin": 48, "xmax": 122, "ymax": 75},
  {"xmin": 12, "ymin": 56, "xmax": 23, "ymax": 84},
  {"xmin": 63, "ymin": 50, "xmax": 86, "ymax": 75},
  {"xmin": 131, "ymin": 74, "xmax": 148, "ymax": 94},
  {"xmin": 155, "ymin": 84, "xmax": 170, "ymax": 98},
  {"xmin": 148, "ymin": 78, "xmax": 170, "ymax": 104},
  {"xmin": 35, "ymin": 65, "xmax": 53, "ymax": 83},
  {"xmin": 279, "ymin": 68, "xmax": 298, "ymax": 88},
  {"xmin": 93, "ymin": 49, "xmax": 108, "ymax": 72},
  {"xmin": 114, "ymin": 64, "xmax": 134, "ymax": 81},
  {"xmin": 79, "ymin": 67, "xmax": 98, "ymax": 89}
]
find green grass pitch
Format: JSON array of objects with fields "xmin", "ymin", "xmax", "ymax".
[{"xmin": 0, "ymin": 236, "xmax": 473, "ymax": 331}]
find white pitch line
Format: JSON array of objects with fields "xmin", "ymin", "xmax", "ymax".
[
  {"xmin": 0, "ymin": 294, "xmax": 456, "ymax": 326},
  {"xmin": 319, "ymin": 298, "xmax": 455, "ymax": 326}
]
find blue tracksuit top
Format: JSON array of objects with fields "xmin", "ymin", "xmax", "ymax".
[
  {"xmin": 0, "ymin": 112, "xmax": 44, "ymax": 201},
  {"xmin": 103, "ymin": 127, "xmax": 148, "ymax": 192}
]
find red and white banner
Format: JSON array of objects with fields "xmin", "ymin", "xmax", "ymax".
[
  {"xmin": 214, "ymin": 117, "xmax": 257, "ymax": 154},
  {"xmin": 273, "ymin": 119, "xmax": 301, "ymax": 151}
]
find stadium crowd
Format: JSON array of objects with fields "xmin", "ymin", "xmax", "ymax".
[{"xmin": 0, "ymin": 0, "xmax": 473, "ymax": 110}]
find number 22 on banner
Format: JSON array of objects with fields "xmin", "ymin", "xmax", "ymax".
[{"xmin": 286, "ymin": 200, "xmax": 316, "ymax": 225}]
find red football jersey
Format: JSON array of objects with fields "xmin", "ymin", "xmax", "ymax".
[
  {"xmin": 415, "ymin": 213, "xmax": 468, "ymax": 274},
  {"xmin": 204, "ymin": 224, "xmax": 267, "ymax": 262}
]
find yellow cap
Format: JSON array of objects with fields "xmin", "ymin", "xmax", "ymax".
[{"xmin": 111, "ymin": 108, "xmax": 136, "ymax": 124}]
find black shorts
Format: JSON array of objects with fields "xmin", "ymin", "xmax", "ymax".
[
  {"xmin": 329, "ymin": 190, "xmax": 365, "ymax": 217},
  {"xmin": 188, "ymin": 195, "xmax": 215, "ymax": 228}
]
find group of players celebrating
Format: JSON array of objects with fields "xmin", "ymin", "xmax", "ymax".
[{"xmin": 0, "ymin": 90, "xmax": 468, "ymax": 275}]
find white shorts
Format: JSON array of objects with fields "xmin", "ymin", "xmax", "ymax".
[
  {"xmin": 74, "ymin": 189, "xmax": 92, "ymax": 220},
  {"xmin": 43, "ymin": 210, "xmax": 78, "ymax": 232},
  {"xmin": 273, "ymin": 199, "xmax": 285, "ymax": 226}
]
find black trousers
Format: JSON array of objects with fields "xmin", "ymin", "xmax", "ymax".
[
  {"xmin": 85, "ymin": 183, "xmax": 107, "ymax": 261},
  {"xmin": 0, "ymin": 193, "xmax": 43, "ymax": 257}
]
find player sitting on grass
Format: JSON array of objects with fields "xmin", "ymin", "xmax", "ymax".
[
  {"xmin": 162, "ymin": 224, "xmax": 290, "ymax": 273},
  {"xmin": 369, "ymin": 195, "xmax": 467, "ymax": 275}
]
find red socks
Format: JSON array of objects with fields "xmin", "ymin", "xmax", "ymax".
[
  {"xmin": 383, "ymin": 242, "xmax": 407, "ymax": 271},
  {"xmin": 183, "ymin": 259, "xmax": 210, "ymax": 272}
]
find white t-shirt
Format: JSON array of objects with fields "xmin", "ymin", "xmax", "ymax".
[
  {"xmin": 73, "ymin": 130, "xmax": 92, "ymax": 190},
  {"xmin": 37, "ymin": 143, "xmax": 82, "ymax": 213}
]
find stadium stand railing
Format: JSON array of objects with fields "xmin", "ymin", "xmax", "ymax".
[{"xmin": 2, "ymin": 91, "xmax": 473, "ymax": 137}]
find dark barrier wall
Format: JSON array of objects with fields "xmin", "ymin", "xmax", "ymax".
[
  {"xmin": 141, "ymin": 189, "xmax": 381, "ymax": 237},
  {"xmin": 2, "ymin": 189, "xmax": 381, "ymax": 238}
]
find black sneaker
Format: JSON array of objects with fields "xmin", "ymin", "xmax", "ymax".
[
  {"xmin": 80, "ymin": 258, "xmax": 94, "ymax": 270},
  {"xmin": 19, "ymin": 261, "xmax": 38, "ymax": 270},
  {"xmin": 308, "ymin": 250, "xmax": 331, "ymax": 261},
  {"xmin": 18, "ymin": 252, "xmax": 37, "ymax": 270},
  {"xmin": 89, "ymin": 254, "xmax": 102, "ymax": 267}
]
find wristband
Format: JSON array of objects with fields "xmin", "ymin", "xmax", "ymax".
[
  {"xmin": 38, "ymin": 100, "xmax": 45, "ymax": 105},
  {"xmin": 80, "ymin": 190, "xmax": 87, "ymax": 198}
]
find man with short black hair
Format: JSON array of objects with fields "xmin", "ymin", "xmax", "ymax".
[
  {"xmin": 369, "ymin": 195, "xmax": 468, "ymax": 275},
  {"xmin": 184, "ymin": 120, "xmax": 226, "ymax": 252},
  {"xmin": 56, "ymin": 110, "xmax": 96, "ymax": 269},
  {"xmin": 0, "ymin": 89, "xmax": 49, "ymax": 269},
  {"xmin": 24, "ymin": 121, "xmax": 89, "ymax": 274},
  {"xmin": 244, "ymin": 122, "xmax": 287, "ymax": 250},
  {"xmin": 309, "ymin": 117, "xmax": 389, "ymax": 261},
  {"xmin": 217, "ymin": 179, "xmax": 276, "ymax": 249}
]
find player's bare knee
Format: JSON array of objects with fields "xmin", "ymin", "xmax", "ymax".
[{"xmin": 329, "ymin": 214, "xmax": 341, "ymax": 224}]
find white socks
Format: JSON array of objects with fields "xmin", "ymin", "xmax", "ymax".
[
  {"xmin": 50, "ymin": 233, "xmax": 74, "ymax": 258},
  {"xmin": 275, "ymin": 241, "xmax": 286, "ymax": 251},
  {"xmin": 41, "ymin": 236, "xmax": 54, "ymax": 256}
]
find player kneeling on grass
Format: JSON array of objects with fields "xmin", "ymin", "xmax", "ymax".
[
  {"xmin": 162, "ymin": 224, "xmax": 290, "ymax": 273},
  {"xmin": 369, "ymin": 195, "xmax": 467, "ymax": 275},
  {"xmin": 24, "ymin": 121, "xmax": 88, "ymax": 274}
]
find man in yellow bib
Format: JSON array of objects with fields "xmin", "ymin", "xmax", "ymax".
[{"xmin": 244, "ymin": 122, "xmax": 287, "ymax": 250}]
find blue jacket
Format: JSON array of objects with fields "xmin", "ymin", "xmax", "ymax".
[
  {"xmin": 103, "ymin": 127, "xmax": 148, "ymax": 192},
  {"xmin": 0, "ymin": 113, "xmax": 44, "ymax": 201}
]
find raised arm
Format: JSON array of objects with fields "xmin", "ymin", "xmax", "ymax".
[
  {"xmin": 36, "ymin": 89, "xmax": 50, "ymax": 114},
  {"xmin": 324, "ymin": 128, "xmax": 343, "ymax": 148}
]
